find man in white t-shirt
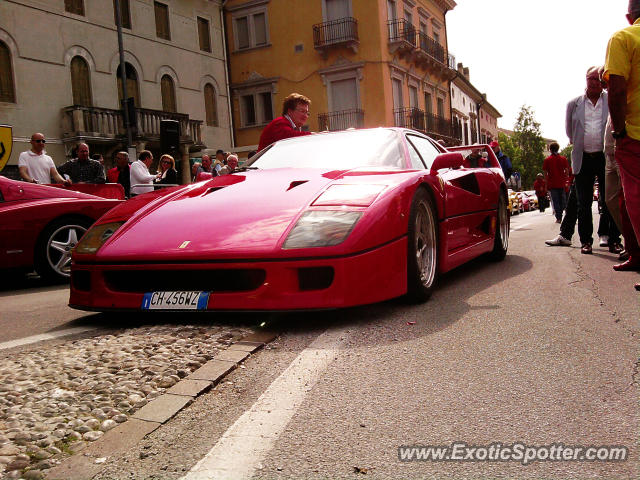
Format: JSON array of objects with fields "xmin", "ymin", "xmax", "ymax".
[
  {"xmin": 18, "ymin": 133, "xmax": 69, "ymax": 185},
  {"xmin": 130, "ymin": 150, "xmax": 159, "ymax": 195}
]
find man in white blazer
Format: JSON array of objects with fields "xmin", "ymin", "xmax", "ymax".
[{"xmin": 566, "ymin": 66, "xmax": 620, "ymax": 254}]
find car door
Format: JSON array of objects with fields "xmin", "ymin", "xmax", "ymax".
[{"xmin": 406, "ymin": 135, "xmax": 498, "ymax": 252}]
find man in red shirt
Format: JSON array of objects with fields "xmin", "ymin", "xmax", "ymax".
[
  {"xmin": 257, "ymin": 93, "xmax": 312, "ymax": 152},
  {"xmin": 543, "ymin": 142, "xmax": 569, "ymax": 223}
]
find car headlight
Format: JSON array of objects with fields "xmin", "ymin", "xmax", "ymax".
[
  {"xmin": 75, "ymin": 222, "xmax": 125, "ymax": 254},
  {"xmin": 283, "ymin": 211, "xmax": 362, "ymax": 249},
  {"xmin": 312, "ymin": 184, "xmax": 385, "ymax": 207}
]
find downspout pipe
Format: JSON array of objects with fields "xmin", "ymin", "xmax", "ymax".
[{"xmin": 221, "ymin": 0, "xmax": 235, "ymax": 151}]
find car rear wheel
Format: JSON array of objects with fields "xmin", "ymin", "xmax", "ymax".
[
  {"xmin": 35, "ymin": 217, "xmax": 92, "ymax": 281},
  {"xmin": 489, "ymin": 194, "xmax": 509, "ymax": 261},
  {"xmin": 406, "ymin": 189, "xmax": 438, "ymax": 302}
]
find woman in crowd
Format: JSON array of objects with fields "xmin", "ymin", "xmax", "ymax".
[{"xmin": 156, "ymin": 154, "xmax": 178, "ymax": 185}]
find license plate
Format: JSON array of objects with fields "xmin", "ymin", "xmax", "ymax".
[{"xmin": 141, "ymin": 291, "xmax": 209, "ymax": 310}]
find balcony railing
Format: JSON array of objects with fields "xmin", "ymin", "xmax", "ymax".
[
  {"xmin": 318, "ymin": 109, "xmax": 364, "ymax": 131},
  {"xmin": 417, "ymin": 32, "xmax": 445, "ymax": 64},
  {"xmin": 313, "ymin": 17, "xmax": 358, "ymax": 49},
  {"xmin": 62, "ymin": 105, "xmax": 202, "ymax": 145},
  {"xmin": 387, "ymin": 19, "xmax": 416, "ymax": 47},
  {"xmin": 394, "ymin": 107, "xmax": 463, "ymax": 142}
]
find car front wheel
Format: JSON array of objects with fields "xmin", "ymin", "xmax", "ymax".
[
  {"xmin": 406, "ymin": 189, "xmax": 438, "ymax": 302},
  {"xmin": 35, "ymin": 217, "xmax": 92, "ymax": 281}
]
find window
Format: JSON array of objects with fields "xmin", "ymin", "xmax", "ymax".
[
  {"xmin": 232, "ymin": 7, "xmax": 268, "ymax": 50},
  {"xmin": 424, "ymin": 92, "xmax": 432, "ymax": 114},
  {"xmin": 65, "ymin": 0, "xmax": 84, "ymax": 15},
  {"xmin": 197, "ymin": 17, "xmax": 211, "ymax": 52},
  {"xmin": 409, "ymin": 85, "xmax": 418, "ymax": 109},
  {"xmin": 70, "ymin": 56, "xmax": 92, "ymax": 107},
  {"xmin": 240, "ymin": 95, "xmax": 256, "ymax": 126},
  {"xmin": 406, "ymin": 134, "xmax": 440, "ymax": 169},
  {"xmin": 154, "ymin": 2, "xmax": 171, "ymax": 40},
  {"xmin": 161, "ymin": 75, "xmax": 176, "ymax": 113},
  {"xmin": 238, "ymin": 89, "xmax": 273, "ymax": 127},
  {"xmin": 0, "ymin": 41, "xmax": 15, "ymax": 103},
  {"xmin": 437, "ymin": 97, "xmax": 444, "ymax": 117},
  {"xmin": 204, "ymin": 83, "xmax": 218, "ymax": 126},
  {"xmin": 117, "ymin": 62, "xmax": 140, "ymax": 107},
  {"xmin": 113, "ymin": 0, "xmax": 131, "ymax": 29}
]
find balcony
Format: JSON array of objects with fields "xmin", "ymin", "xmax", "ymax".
[
  {"xmin": 61, "ymin": 105, "xmax": 203, "ymax": 147},
  {"xmin": 416, "ymin": 32, "xmax": 445, "ymax": 65},
  {"xmin": 313, "ymin": 17, "xmax": 359, "ymax": 55},
  {"xmin": 318, "ymin": 109, "xmax": 364, "ymax": 131},
  {"xmin": 394, "ymin": 107, "xmax": 463, "ymax": 144},
  {"xmin": 387, "ymin": 19, "xmax": 416, "ymax": 56}
]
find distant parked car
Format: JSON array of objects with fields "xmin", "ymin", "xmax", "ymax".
[
  {"xmin": 508, "ymin": 189, "xmax": 520, "ymax": 215},
  {"xmin": 523, "ymin": 191, "xmax": 538, "ymax": 210},
  {"xmin": 0, "ymin": 177, "xmax": 122, "ymax": 281}
]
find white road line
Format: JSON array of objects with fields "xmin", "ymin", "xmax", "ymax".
[
  {"xmin": 0, "ymin": 327, "xmax": 98, "ymax": 351},
  {"xmin": 511, "ymin": 223, "xmax": 531, "ymax": 231},
  {"xmin": 182, "ymin": 327, "xmax": 351, "ymax": 480}
]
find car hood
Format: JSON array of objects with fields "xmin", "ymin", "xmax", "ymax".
[{"xmin": 97, "ymin": 168, "xmax": 404, "ymax": 262}]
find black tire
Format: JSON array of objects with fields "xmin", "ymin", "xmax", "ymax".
[
  {"xmin": 489, "ymin": 194, "xmax": 509, "ymax": 261},
  {"xmin": 34, "ymin": 217, "xmax": 93, "ymax": 281},
  {"xmin": 406, "ymin": 189, "xmax": 438, "ymax": 303}
]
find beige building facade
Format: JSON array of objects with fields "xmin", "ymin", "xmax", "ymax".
[{"xmin": 0, "ymin": 0, "xmax": 232, "ymax": 182}]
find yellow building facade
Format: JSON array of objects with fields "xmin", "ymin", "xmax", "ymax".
[{"xmin": 225, "ymin": 0, "xmax": 458, "ymax": 154}]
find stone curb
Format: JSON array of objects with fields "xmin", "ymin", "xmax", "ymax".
[{"xmin": 45, "ymin": 330, "xmax": 278, "ymax": 480}]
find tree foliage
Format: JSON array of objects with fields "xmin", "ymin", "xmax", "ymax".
[{"xmin": 507, "ymin": 105, "xmax": 546, "ymax": 189}]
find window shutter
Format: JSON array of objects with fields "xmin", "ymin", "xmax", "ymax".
[
  {"xmin": 161, "ymin": 75, "xmax": 176, "ymax": 113},
  {"xmin": 0, "ymin": 42, "xmax": 16, "ymax": 103},
  {"xmin": 154, "ymin": 2, "xmax": 171, "ymax": 40},
  {"xmin": 70, "ymin": 56, "xmax": 92, "ymax": 107},
  {"xmin": 204, "ymin": 84, "xmax": 218, "ymax": 126},
  {"xmin": 198, "ymin": 17, "xmax": 211, "ymax": 52}
]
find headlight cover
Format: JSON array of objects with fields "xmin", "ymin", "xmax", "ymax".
[
  {"xmin": 312, "ymin": 184, "xmax": 385, "ymax": 207},
  {"xmin": 283, "ymin": 211, "xmax": 362, "ymax": 249},
  {"xmin": 75, "ymin": 222, "xmax": 125, "ymax": 254}
]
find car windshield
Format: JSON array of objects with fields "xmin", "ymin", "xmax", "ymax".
[{"xmin": 248, "ymin": 129, "xmax": 405, "ymax": 170}]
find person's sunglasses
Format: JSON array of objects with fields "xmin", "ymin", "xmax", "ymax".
[
  {"xmin": 33, "ymin": 139, "xmax": 46, "ymax": 144},
  {"xmin": 162, "ymin": 160, "xmax": 171, "ymax": 164}
]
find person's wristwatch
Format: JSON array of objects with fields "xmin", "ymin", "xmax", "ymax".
[{"xmin": 612, "ymin": 128, "xmax": 626, "ymax": 139}]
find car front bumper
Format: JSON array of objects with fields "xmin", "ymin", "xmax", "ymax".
[{"xmin": 69, "ymin": 237, "xmax": 408, "ymax": 311}]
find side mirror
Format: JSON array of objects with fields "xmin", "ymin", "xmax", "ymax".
[{"xmin": 430, "ymin": 152, "xmax": 464, "ymax": 173}]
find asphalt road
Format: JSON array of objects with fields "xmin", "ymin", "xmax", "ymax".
[{"xmin": 2, "ymin": 208, "xmax": 638, "ymax": 479}]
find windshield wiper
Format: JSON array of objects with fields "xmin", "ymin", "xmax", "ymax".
[{"xmin": 234, "ymin": 166, "xmax": 259, "ymax": 172}]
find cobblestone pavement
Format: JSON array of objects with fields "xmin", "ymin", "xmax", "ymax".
[{"xmin": 0, "ymin": 324, "xmax": 253, "ymax": 480}]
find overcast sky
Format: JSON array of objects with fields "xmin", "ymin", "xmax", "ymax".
[{"xmin": 446, "ymin": 0, "xmax": 629, "ymax": 147}]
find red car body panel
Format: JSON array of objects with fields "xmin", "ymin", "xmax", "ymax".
[
  {"xmin": 69, "ymin": 129, "xmax": 507, "ymax": 311},
  {"xmin": 0, "ymin": 177, "xmax": 121, "ymax": 271}
]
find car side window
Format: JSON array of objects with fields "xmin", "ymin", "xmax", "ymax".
[
  {"xmin": 406, "ymin": 135, "xmax": 440, "ymax": 170},
  {"xmin": 406, "ymin": 141, "xmax": 426, "ymax": 169}
]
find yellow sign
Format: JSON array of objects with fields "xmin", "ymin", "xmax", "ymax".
[{"xmin": 0, "ymin": 125, "xmax": 12, "ymax": 172}]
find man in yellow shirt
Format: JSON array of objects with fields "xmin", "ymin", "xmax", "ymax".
[{"xmin": 604, "ymin": 0, "xmax": 640, "ymax": 291}]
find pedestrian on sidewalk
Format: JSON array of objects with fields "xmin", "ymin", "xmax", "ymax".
[
  {"xmin": 604, "ymin": 0, "xmax": 640, "ymax": 290},
  {"xmin": 533, "ymin": 173, "xmax": 548, "ymax": 212},
  {"xmin": 543, "ymin": 142, "xmax": 569, "ymax": 222},
  {"xmin": 566, "ymin": 66, "xmax": 619, "ymax": 254}
]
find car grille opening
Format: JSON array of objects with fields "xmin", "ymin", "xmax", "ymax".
[
  {"xmin": 103, "ymin": 269, "xmax": 266, "ymax": 293},
  {"xmin": 298, "ymin": 266, "xmax": 334, "ymax": 291},
  {"xmin": 71, "ymin": 270, "xmax": 91, "ymax": 291}
]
